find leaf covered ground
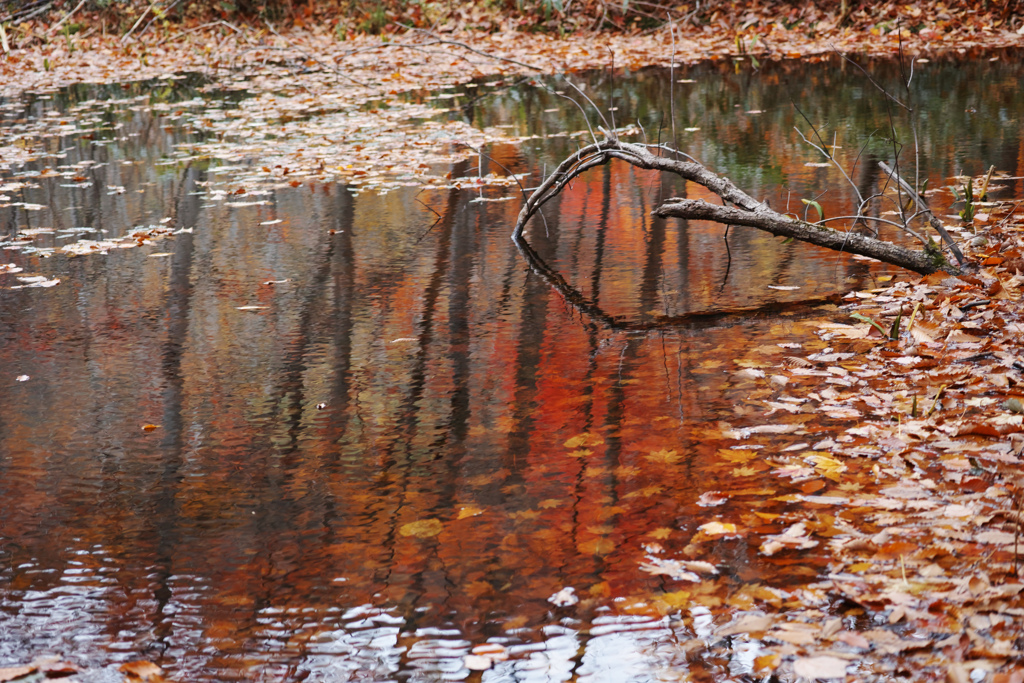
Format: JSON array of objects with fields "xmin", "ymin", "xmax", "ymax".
[{"xmin": 671, "ymin": 197, "xmax": 1024, "ymax": 680}]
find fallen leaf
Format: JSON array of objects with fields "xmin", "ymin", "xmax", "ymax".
[
  {"xmin": 564, "ymin": 432, "xmax": 604, "ymax": 449},
  {"xmin": 718, "ymin": 613, "xmax": 774, "ymax": 635},
  {"xmin": 464, "ymin": 655, "xmax": 493, "ymax": 671},
  {"xmin": 759, "ymin": 522, "xmax": 818, "ymax": 555},
  {"xmin": 792, "ymin": 655, "xmax": 848, "ymax": 680},
  {"xmin": 640, "ymin": 558, "xmax": 701, "ymax": 582},
  {"xmin": 399, "ymin": 518, "xmax": 444, "ymax": 539},
  {"xmin": 697, "ymin": 491, "xmax": 728, "ymax": 507},
  {"xmin": 698, "ymin": 521, "xmax": 738, "ymax": 536},
  {"xmin": 120, "ymin": 661, "xmax": 164, "ymax": 681},
  {"xmin": 0, "ymin": 666, "xmax": 36, "ymax": 682},
  {"xmin": 548, "ymin": 586, "xmax": 578, "ymax": 606},
  {"xmin": 578, "ymin": 537, "xmax": 616, "ymax": 555}
]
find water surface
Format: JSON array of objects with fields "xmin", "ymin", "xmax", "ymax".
[{"xmin": 0, "ymin": 52, "xmax": 1021, "ymax": 680}]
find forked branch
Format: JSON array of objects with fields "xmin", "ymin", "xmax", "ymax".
[{"xmin": 513, "ymin": 135, "xmax": 961, "ymax": 276}]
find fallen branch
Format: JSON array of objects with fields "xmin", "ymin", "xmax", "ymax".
[
  {"xmin": 47, "ymin": 0, "xmax": 86, "ymax": 34},
  {"xmin": 513, "ymin": 135, "xmax": 960, "ymax": 276},
  {"xmin": 879, "ymin": 160, "xmax": 964, "ymax": 265}
]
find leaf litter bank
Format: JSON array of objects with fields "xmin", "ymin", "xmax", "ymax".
[{"xmin": 1, "ymin": 10, "xmax": 1024, "ymax": 683}]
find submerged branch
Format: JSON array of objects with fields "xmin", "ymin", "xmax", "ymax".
[{"xmin": 513, "ymin": 136, "xmax": 960, "ymax": 276}]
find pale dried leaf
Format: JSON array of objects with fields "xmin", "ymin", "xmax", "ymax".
[{"xmin": 792, "ymin": 655, "xmax": 848, "ymax": 680}]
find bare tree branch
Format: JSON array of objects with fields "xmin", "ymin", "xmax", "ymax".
[
  {"xmin": 513, "ymin": 136, "xmax": 960, "ymax": 276},
  {"xmin": 879, "ymin": 161, "xmax": 964, "ymax": 265}
]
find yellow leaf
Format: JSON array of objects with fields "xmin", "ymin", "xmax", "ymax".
[
  {"xmin": 456, "ymin": 506, "xmax": 483, "ymax": 520},
  {"xmin": 657, "ymin": 590, "xmax": 691, "ymax": 609},
  {"xmin": 578, "ymin": 537, "xmax": 616, "ymax": 556},
  {"xmin": 592, "ymin": 505, "xmax": 626, "ymax": 521},
  {"xmin": 564, "ymin": 432, "xmax": 604, "ymax": 449},
  {"xmin": 692, "ymin": 593, "xmax": 723, "ymax": 607},
  {"xmin": 624, "ymin": 485, "xmax": 664, "ymax": 499},
  {"xmin": 754, "ymin": 653, "xmax": 781, "ymax": 672},
  {"xmin": 698, "ymin": 521, "xmax": 737, "ymax": 536},
  {"xmin": 732, "ymin": 465, "xmax": 761, "ymax": 477},
  {"xmin": 754, "ymin": 512, "xmax": 781, "ymax": 521},
  {"xmin": 806, "ymin": 453, "xmax": 847, "ymax": 481},
  {"xmin": 718, "ymin": 449, "xmax": 759, "ymax": 463},
  {"xmin": 645, "ymin": 449, "xmax": 681, "ymax": 465},
  {"xmin": 538, "ymin": 498, "xmax": 562, "ymax": 509},
  {"xmin": 647, "ymin": 527, "xmax": 674, "ymax": 539},
  {"xmin": 566, "ymin": 449, "xmax": 593, "ymax": 458},
  {"xmin": 399, "ymin": 518, "xmax": 444, "ymax": 539}
]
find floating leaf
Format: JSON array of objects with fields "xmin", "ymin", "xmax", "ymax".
[
  {"xmin": 792, "ymin": 656, "xmax": 848, "ymax": 680},
  {"xmin": 578, "ymin": 537, "xmax": 616, "ymax": 556},
  {"xmin": 456, "ymin": 506, "xmax": 483, "ymax": 519},
  {"xmin": 548, "ymin": 586, "xmax": 578, "ymax": 606},
  {"xmin": 698, "ymin": 521, "xmax": 738, "ymax": 536},
  {"xmin": 564, "ymin": 432, "xmax": 604, "ymax": 449},
  {"xmin": 645, "ymin": 448, "xmax": 681, "ymax": 465},
  {"xmin": 120, "ymin": 661, "xmax": 165, "ymax": 681},
  {"xmin": 399, "ymin": 518, "xmax": 444, "ymax": 539}
]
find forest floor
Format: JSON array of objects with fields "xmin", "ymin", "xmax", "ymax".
[{"xmin": 2, "ymin": 3, "xmax": 1024, "ymax": 682}]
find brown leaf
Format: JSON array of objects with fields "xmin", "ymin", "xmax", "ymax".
[
  {"xmin": 792, "ymin": 655, "xmax": 849, "ymax": 680},
  {"xmin": 0, "ymin": 666, "xmax": 36, "ymax": 683},
  {"xmin": 399, "ymin": 518, "xmax": 444, "ymax": 539},
  {"xmin": 718, "ymin": 613, "xmax": 773, "ymax": 636},
  {"xmin": 120, "ymin": 661, "xmax": 165, "ymax": 681},
  {"xmin": 836, "ymin": 630, "xmax": 870, "ymax": 649}
]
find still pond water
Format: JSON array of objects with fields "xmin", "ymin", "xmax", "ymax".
[{"xmin": 0, "ymin": 52, "xmax": 1022, "ymax": 680}]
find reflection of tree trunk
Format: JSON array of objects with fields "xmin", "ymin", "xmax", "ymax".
[
  {"xmin": 151, "ymin": 164, "xmax": 204, "ymax": 651},
  {"xmin": 373, "ymin": 163, "xmax": 468, "ymax": 613},
  {"xmin": 437, "ymin": 183, "xmax": 475, "ymax": 460},
  {"xmin": 639, "ymin": 189, "xmax": 667, "ymax": 320},
  {"xmin": 855, "ymin": 151, "xmax": 880, "ymax": 234},
  {"xmin": 249, "ymin": 186, "xmax": 341, "ymax": 609},
  {"xmin": 321, "ymin": 189, "xmax": 357, "ymax": 455},
  {"xmin": 590, "ymin": 163, "xmax": 613, "ymax": 306},
  {"xmin": 394, "ymin": 160, "xmax": 469, "ymax": 454},
  {"xmin": 506, "ymin": 204, "xmax": 558, "ymax": 477}
]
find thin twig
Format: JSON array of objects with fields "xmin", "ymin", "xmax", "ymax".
[
  {"xmin": 880, "ymin": 161, "xmax": 964, "ymax": 265},
  {"xmin": 121, "ymin": 2, "xmax": 154, "ymax": 43},
  {"xmin": 792, "ymin": 122, "xmax": 864, "ymax": 207},
  {"xmin": 832, "ymin": 46, "xmax": 911, "ymax": 111},
  {"xmin": 48, "ymin": 0, "xmax": 86, "ymax": 34},
  {"xmin": 138, "ymin": 0, "xmax": 184, "ymax": 41}
]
